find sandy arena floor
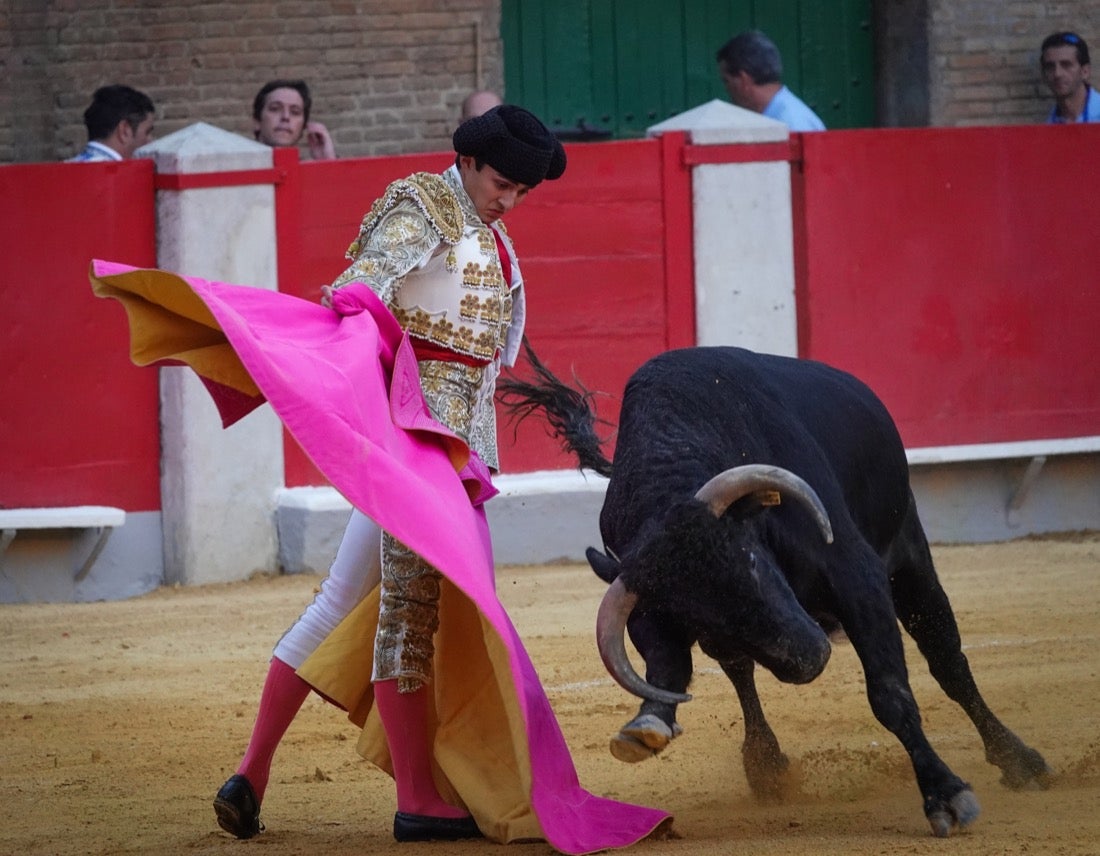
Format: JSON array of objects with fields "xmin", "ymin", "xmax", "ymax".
[{"xmin": 1, "ymin": 534, "xmax": 1098, "ymax": 856}]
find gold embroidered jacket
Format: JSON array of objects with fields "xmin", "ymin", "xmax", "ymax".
[
  {"xmin": 331, "ymin": 165, "xmax": 526, "ymax": 470},
  {"xmin": 332, "ymin": 166, "xmax": 525, "ymax": 366}
]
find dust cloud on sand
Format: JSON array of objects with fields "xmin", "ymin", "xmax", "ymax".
[{"xmin": 1, "ymin": 534, "xmax": 1098, "ymax": 855}]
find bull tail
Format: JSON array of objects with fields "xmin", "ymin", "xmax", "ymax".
[{"xmin": 497, "ymin": 337, "xmax": 614, "ymax": 478}]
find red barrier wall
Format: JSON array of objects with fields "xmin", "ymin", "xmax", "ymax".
[
  {"xmin": 796, "ymin": 125, "xmax": 1100, "ymax": 448},
  {"xmin": 277, "ymin": 137, "xmax": 695, "ymax": 484},
  {"xmin": 5, "ymin": 126, "xmax": 1098, "ymax": 514},
  {"xmin": 0, "ymin": 161, "xmax": 159, "ymax": 510}
]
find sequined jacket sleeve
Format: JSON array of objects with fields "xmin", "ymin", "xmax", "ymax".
[{"xmin": 330, "ymin": 173, "xmax": 464, "ymax": 309}]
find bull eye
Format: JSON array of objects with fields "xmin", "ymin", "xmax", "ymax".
[{"xmin": 745, "ymin": 550, "xmax": 759, "ymax": 579}]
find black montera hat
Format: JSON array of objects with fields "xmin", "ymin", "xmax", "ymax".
[{"xmin": 453, "ymin": 105, "xmax": 567, "ymax": 187}]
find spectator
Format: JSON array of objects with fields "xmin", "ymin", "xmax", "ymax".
[
  {"xmin": 716, "ymin": 30, "xmax": 826, "ymax": 131},
  {"xmin": 1040, "ymin": 31, "xmax": 1100, "ymax": 123},
  {"xmin": 66, "ymin": 85, "xmax": 155, "ymax": 162},
  {"xmin": 460, "ymin": 89, "xmax": 502, "ymax": 123},
  {"xmin": 252, "ymin": 79, "xmax": 336, "ymax": 160}
]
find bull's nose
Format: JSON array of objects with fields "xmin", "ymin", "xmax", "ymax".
[{"xmin": 767, "ymin": 628, "xmax": 831, "ymax": 684}]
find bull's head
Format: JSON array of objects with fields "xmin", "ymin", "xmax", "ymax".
[{"xmin": 595, "ymin": 464, "xmax": 835, "ymax": 705}]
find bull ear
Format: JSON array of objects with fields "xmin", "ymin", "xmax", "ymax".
[{"xmin": 586, "ymin": 545, "xmax": 620, "ymax": 583}]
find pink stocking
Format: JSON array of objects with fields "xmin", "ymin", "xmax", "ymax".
[
  {"xmin": 373, "ymin": 678, "xmax": 466, "ymax": 818},
  {"xmin": 236, "ymin": 656, "xmax": 311, "ymax": 804}
]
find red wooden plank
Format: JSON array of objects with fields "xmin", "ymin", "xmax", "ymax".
[
  {"xmin": 798, "ymin": 125, "xmax": 1100, "ymax": 448},
  {"xmin": 659, "ymin": 131, "xmax": 696, "ymax": 350},
  {"xmin": 0, "ymin": 161, "xmax": 160, "ymax": 509}
]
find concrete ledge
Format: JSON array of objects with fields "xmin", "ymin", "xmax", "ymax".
[
  {"xmin": 274, "ymin": 486, "xmax": 351, "ymax": 574},
  {"xmin": 909, "ymin": 452, "xmax": 1100, "ymax": 543},
  {"xmin": 273, "ymin": 471, "xmax": 610, "ymax": 572},
  {"xmin": 0, "ymin": 505, "xmax": 127, "ymax": 587},
  {"xmin": 0, "ymin": 510, "xmax": 162, "ymax": 604},
  {"xmin": 0, "ymin": 506, "xmax": 126, "ymax": 529},
  {"xmin": 487, "ymin": 470, "xmax": 609, "ymax": 564},
  {"xmin": 907, "ymin": 435, "xmax": 1100, "ymax": 465},
  {"xmin": 273, "ymin": 451, "xmax": 1100, "ymax": 574}
]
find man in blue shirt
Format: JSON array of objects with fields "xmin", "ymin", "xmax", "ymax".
[
  {"xmin": 1040, "ymin": 32, "xmax": 1100, "ymax": 123},
  {"xmin": 716, "ymin": 30, "xmax": 826, "ymax": 132}
]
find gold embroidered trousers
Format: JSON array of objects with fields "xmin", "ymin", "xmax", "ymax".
[{"xmin": 372, "ymin": 358, "xmax": 488, "ymax": 692}]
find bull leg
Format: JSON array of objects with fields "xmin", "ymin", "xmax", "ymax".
[
  {"xmin": 887, "ymin": 507, "xmax": 1052, "ymax": 789},
  {"xmin": 835, "ymin": 549, "xmax": 980, "ymax": 837},
  {"xmin": 610, "ymin": 611, "xmax": 691, "ymax": 763},
  {"xmin": 720, "ymin": 656, "xmax": 790, "ymax": 800}
]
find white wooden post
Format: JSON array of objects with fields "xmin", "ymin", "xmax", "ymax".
[
  {"xmin": 649, "ymin": 99, "xmax": 799, "ymax": 356},
  {"xmin": 140, "ymin": 123, "xmax": 284, "ymax": 585}
]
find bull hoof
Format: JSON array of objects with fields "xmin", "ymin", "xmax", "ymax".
[
  {"xmin": 989, "ymin": 741, "xmax": 1053, "ymax": 790},
  {"xmin": 610, "ymin": 714, "xmax": 682, "ymax": 763},
  {"xmin": 927, "ymin": 788, "xmax": 981, "ymax": 838},
  {"xmin": 610, "ymin": 732, "xmax": 657, "ymax": 763}
]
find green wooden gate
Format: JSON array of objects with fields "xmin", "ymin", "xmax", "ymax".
[{"xmin": 501, "ymin": 0, "xmax": 874, "ymax": 138}]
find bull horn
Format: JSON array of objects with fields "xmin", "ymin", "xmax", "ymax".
[
  {"xmin": 694, "ymin": 464, "xmax": 834, "ymax": 544},
  {"xmin": 596, "ymin": 576, "xmax": 693, "ymax": 705}
]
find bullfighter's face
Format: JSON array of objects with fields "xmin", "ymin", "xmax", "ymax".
[{"xmin": 458, "ymin": 156, "xmax": 531, "ymax": 224}]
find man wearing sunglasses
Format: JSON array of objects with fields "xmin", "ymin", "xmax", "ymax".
[{"xmin": 1040, "ymin": 31, "xmax": 1100, "ymax": 123}]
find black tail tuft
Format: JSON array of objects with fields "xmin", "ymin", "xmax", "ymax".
[{"xmin": 497, "ymin": 338, "xmax": 614, "ymax": 478}]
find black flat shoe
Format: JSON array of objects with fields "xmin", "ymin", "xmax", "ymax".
[
  {"xmin": 213, "ymin": 774, "xmax": 264, "ymax": 839},
  {"xmin": 393, "ymin": 811, "xmax": 482, "ymax": 842}
]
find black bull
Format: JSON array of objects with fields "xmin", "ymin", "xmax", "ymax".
[{"xmin": 498, "ymin": 343, "xmax": 1050, "ymax": 838}]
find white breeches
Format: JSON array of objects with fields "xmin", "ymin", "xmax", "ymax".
[{"xmin": 272, "ymin": 509, "xmax": 382, "ymax": 669}]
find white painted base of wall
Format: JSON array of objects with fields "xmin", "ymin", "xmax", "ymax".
[
  {"xmin": 271, "ymin": 471, "xmax": 611, "ymax": 575},
  {"xmin": 5, "ymin": 455, "xmax": 1094, "ymax": 604},
  {"xmin": 272, "ymin": 453, "xmax": 1100, "ymax": 577},
  {"xmin": 909, "ymin": 454, "xmax": 1100, "ymax": 543},
  {"xmin": 274, "ymin": 486, "xmax": 353, "ymax": 575},
  {"xmin": 0, "ymin": 511, "xmax": 163, "ymax": 604},
  {"xmin": 486, "ymin": 470, "xmax": 609, "ymax": 565}
]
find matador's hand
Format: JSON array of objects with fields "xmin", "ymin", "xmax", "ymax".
[{"xmin": 324, "ymin": 282, "xmax": 374, "ymax": 317}]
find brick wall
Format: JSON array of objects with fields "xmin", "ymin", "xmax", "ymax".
[
  {"xmin": 930, "ymin": 0, "xmax": 1100, "ymax": 125},
  {"xmin": 1, "ymin": 0, "xmax": 502, "ymax": 164}
]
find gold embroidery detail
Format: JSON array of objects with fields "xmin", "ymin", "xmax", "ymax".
[
  {"xmin": 459, "ymin": 294, "xmax": 480, "ymax": 319},
  {"xmin": 453, "ymin": 326, "xmax": 475, "ymax": 352},
  {"xmin": 375, "ymin": 533, "xmax": 443, "ymax": 693},
  {"xmin": 346, "ymin": 172, "xmax": 463, "ymax": 259},
  {"xmin": 474, "ymin": 330, "xmax": 499, "ymax": 355},
  {"xmin": 430, "ymin": 317, "xmax": 455, "ymax": 343},
  {"xmin": 417, "ymin": 359, "xmax": 483, "ymax": 436}
]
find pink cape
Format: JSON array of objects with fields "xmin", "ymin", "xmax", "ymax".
[{"xmin": 89, "ymin": 260, "xmax": 670, "ymax": 854}]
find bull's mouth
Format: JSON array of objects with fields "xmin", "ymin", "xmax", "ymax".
[
  {"xmin": 702, "ymin": 628, "xmax": 831, "ymax": 685},
  {"xmin": 758, "ymin": 638, "xmax": 831, "ymax": 684},
  {"xmin": 756, "ymin": 624, "xmax": 831, "ymax": 686}
]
